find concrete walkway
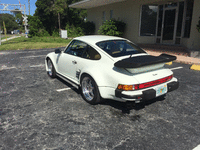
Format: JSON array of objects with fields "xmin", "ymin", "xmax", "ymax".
[
  {"xmin": 1, "ymin": 36, "xmax": 21, "ymax": 42},
  {"xmin": 146, "ymin": 50, "xmax": 200, "ymax": 65},
  {"xmin": 138, "ymin": 44, "xmax": 200, "ymax": 70}
]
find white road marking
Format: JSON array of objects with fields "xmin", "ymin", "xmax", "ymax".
[
  {"xmin": 1, "ymin": 65, "xmax": 16, "ymax": 70},
  {"xmin": 56, "ymin": 87, "xmax": 74, "ymax": 92},
  {"xmin": 1, "ymin": 67, "xmax": 16, "ymax": 70},
  {"xmin": 170, "ymin": 66, "xmax": 183, "ymax": 70},
  {"xmin": 0, "ymin": 64, "xmax": 45, "ymax": 70},
  {"xmin": 30, "ymin": 64, "xmax": 45, "ymax": 68},
  {"xmin": 193, "ymin": 144, "xmax": 200, "ymax": 150},
  {"xmin": 20, "ymin": 55, "xmax": 46, "ymax": 59}
]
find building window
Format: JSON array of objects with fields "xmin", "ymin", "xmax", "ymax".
[
  {"xmin": 184, "ymin": 0, "xmax": 194, "ymax": 38},
  {"xmin": 102, "ymin": 11, "xmax": 106, "ymax": 22},
  {"xmin": 140, "ymin": 5, "xmax": 158, "ymax": 36},
  {"xmin": 110, "ymin": 10, "xmax": 113, "ymax": 19}
]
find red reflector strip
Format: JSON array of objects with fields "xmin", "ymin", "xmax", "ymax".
[{"xmin": 135, "ymin": 75, "xmax": 173, "ymax": 90}]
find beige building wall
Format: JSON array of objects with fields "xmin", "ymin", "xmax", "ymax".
[
  {"xmin": 87, "ymin": 0, "xmax": 161, "ymax": 44},
  {"xmin": 87, "ymin": 0, "xmax": 200, "ymax": 50},
  {"xmin": 181, "ymin": 0, "xmax": 200, "ymax": 50}
]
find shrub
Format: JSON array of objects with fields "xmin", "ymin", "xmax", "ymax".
[
  {"xmin": 38, "ymin": 29, "xmax": 50, "ymax": 37},
  {"xmin": 42, "ymin": 30, "xmax": 50, "ymax": 37},
  {"xmin": 65, "ymin": 24, "xmax": 84, "ymax": 37},
  {"xmin": 52, "ymin": 30, "xmax": 60, "ymax": 37},
  {"xmin": 98, "ymin": 19, "xmax": 126, "ymax": 37},
  {"xmin": 28, "ymin": 15, "xmax": 45, "ymax": 37}
]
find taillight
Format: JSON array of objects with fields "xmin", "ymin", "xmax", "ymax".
[
  {"xmin": 117, "ymin": 84, "xmax": 134, "ymax": 91},
  {"xmin": 117, "ymin": 75, "xmax": 173, "ymax": 91}
]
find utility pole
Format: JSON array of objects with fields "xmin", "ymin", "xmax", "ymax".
[
  {"xmin": 0, "ymin": 1, "xmax": 1, "ymax": 45},
  {"xmin": 0, "ymin": 24, "xmax": 1, "ymax": 45},
  {"xmin": 28, "ymin": 0, "xmax": 30, "ymax": 15}
]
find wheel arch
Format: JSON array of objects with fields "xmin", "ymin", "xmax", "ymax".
[
  {"xmin": 80, "ymin": 73, "xmax": 95, "ymax": 83},
  {"xmin": 79, "ymin": 72, "xmax": 102, "ymax": 104},
  {"xmin": 79, "ymin": 68, "xmax": 116, "ymax": 88},
  {"xmin": 79, "ymin": 66, "xmax": 139, "ymax": 93},
  {"xmin": 45, "ymin": 53, "xmax": 58, "ymax": 72},
  {"xmin": 79, "ymin": 70, "xmax": 117, "ymax": 100},
  {"xmin": 45, "ymin": 56, "xmax": 50, "ymax": 72}
]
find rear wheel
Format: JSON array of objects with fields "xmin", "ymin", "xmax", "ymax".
[
  {"xmin": 47, "ymin": 59, "xmax": 56, "ymax": 78},
  {"xmin": 81, "ymin": 74, "xmax": 101, "ymax": 105}
]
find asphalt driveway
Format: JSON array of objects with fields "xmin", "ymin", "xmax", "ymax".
[{"xmin": 0, "ymin": 48, "xmax": 200, "ymax": 150}]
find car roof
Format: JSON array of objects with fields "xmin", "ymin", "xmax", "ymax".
[{"xmin": 73, "ymin": 35, "xmax": 126, "ymax": 45}]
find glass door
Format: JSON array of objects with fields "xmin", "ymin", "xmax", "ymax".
[
  {"xmin": 162, "ymin": 8, "xmax": 177, "ymax": 44},
  {"xmin": 156, "ymin": 2, "xmax": 185, "ymax": 45}
]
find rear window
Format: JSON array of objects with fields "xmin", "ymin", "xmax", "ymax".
[{"xmin": 96, "ymin": 40, "xmax": 146, "ymax": 57}]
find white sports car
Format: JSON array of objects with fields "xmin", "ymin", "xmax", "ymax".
[{"xmin": 45, "ymin": 35, "xmax": 179, "ymax": 104}]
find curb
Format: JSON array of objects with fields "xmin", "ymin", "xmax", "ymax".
[
  {"xmin": 164, "ymin": 62, "xmax": 199, "ymax": 71},
  {"xmin": 175, "ymin": 60, "xmax": 200, "ymax": 71},
  {"xmin": 165, "ymin": 61, "xmax": 172, "ymax": 65},
  {"xmin": 146, "ymin": 50, "xmax": 200, "ymax": 71},
  {"xmin": 190, "ymin": 64, "xmax": 200, "ymax": 71}
]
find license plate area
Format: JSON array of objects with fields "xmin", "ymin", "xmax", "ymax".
[{"xmin": 156, "ymin": 84, "xmax": 167, "ymax": 97}]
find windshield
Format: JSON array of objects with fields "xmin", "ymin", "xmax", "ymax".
[{"xmin": 96, "ymin": 40, "xmax": 146, "ymax": 57}]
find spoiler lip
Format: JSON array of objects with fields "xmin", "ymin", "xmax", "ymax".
[{"xmin": 114, "ymin": 53, "xmax": 177, "ymax": 68}]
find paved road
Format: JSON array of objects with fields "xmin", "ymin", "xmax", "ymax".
[{"xmin": 0, "ymin": 49, "xmax": 200, "ymax": 150}]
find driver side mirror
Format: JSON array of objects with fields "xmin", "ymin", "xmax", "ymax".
[{"xmin": 55, "ymin": 48, "xmax": 61, "ymax": 54}]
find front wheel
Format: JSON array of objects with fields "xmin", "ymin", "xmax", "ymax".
[{"xmin": 81, "ymin": 75, "xmax": 102, "ymax": 105}]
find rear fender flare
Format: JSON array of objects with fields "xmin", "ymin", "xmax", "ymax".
[{"xmin": 79, "ymin": 67, "xmax": 138, "ymax": 89}]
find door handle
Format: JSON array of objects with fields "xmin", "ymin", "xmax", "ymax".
[{"xmin": 72, "ymin": 60, "xmax": 77, "ymax": 64}]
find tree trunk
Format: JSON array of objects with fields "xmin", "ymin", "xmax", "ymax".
[{"xmin": 58, "ymin": 12, "xmax": 60, "ymax": 31}]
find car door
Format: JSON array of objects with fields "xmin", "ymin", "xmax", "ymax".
[{"xmin": 57, "ymin": 40, "xmax": 87, "ymax": 81}]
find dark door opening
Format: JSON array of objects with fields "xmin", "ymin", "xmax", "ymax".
[{"xmin": 162, "ymin": 9, "xmax": 176, "ymax": 43}]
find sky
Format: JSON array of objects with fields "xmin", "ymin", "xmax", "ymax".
[{"xmin": 0, "ymin": 0, "xmax": 37, "ymax": 16}]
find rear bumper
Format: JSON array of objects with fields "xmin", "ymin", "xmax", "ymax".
[{"xmin": 115, "ymin": 81, "xmax": 179, "ymax": 101}]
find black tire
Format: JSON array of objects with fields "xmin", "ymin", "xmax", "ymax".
[
  {"xmin": 80, "ymin": 74, "xmax": 102, "ymax": 105},
  {"xmin": 47, "ymin": 59, "xmax": 56, "ymax": 78}
]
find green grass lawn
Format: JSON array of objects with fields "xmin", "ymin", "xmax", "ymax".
[{"xmin": 0, "ymin": 36, "xmax": 72, "ymax": 51}]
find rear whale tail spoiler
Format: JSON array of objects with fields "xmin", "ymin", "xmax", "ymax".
[{"xmin": 114, "ymin": 53, "xmax": 177, "ymax": 68}]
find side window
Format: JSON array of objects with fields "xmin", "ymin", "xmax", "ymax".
[
  {"xmin": 64, "ymin": 40, "xmax": 75, "ymax": 52},
  {"xmin": 82, "ymin": 45, "xmax": 101, "ymax": 60},
  {"xmin": 64, "ymin": 40, "xmax": 87, "ymax": 57}
]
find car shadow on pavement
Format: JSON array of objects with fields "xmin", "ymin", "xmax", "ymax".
[
  {"xmin": 56, "ymin": 76, "xmax": 166, "ymax": 114},
  {"xmin": 101, "ymin": 95, "xmax": 166, "ymax": 114},
  {"xmin": 56, "ymin": 77, "xmax": 81, "ymax": 94}
]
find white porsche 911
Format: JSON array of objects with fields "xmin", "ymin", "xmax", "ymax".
[{"xmin": 45, "ymin": 35, "xmax": 179, "ymax": 104}]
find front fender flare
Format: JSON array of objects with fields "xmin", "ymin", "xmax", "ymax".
[{"xmin": 45, "ymin": 52, "xmax": 59, "ymax": 72}]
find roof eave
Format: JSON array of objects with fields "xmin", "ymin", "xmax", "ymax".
[
  {"xmin": 69, "ymin": 0, "xmax": 126, "ymax": 9},
  {"xmin": 69, "ymin": 0, "xmax": 91, "ymax": 9}
]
